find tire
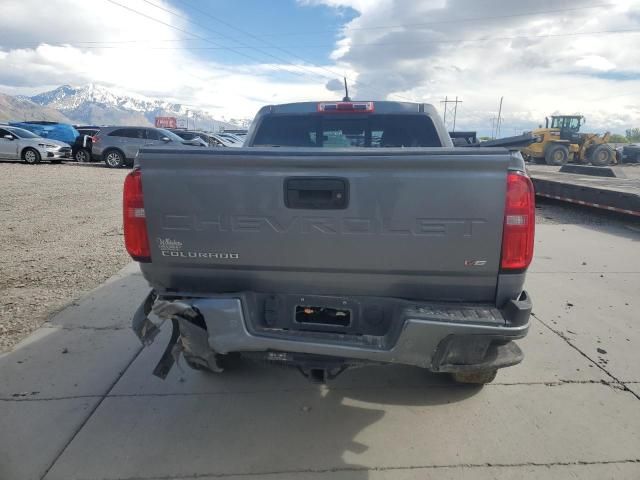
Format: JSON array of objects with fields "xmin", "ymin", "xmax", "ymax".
[
  {"xmin": 184, "ymin": 356, "xmax": 214, "ymax": 373},
  {"xmin": 184, "ymin": 352, "xmax": 239, "ymax": 373},
  {"xmin": 589, "ymin": 144, "xmax": 614, "ymax": 166},
  {"xmin": 75, "ymin": 148, "xmax": 90, "ymax": 163},
  {"xmin": 544, "ymin": 144, "xmax": 569, "ymax": 166},
  {"xmin": 104, "ymin": 149, "xmax": 125, "ymax": 168},
  {"xmin": 22, "ymin": 148, "xmax": 41, "ymax": 165},
  {"xmin": 451, "ymin": 369, "xmax": 497, "ymax": 385}
]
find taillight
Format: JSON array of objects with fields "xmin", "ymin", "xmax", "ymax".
[
  {"xmin": 123, "ymin": 169, "xmax": 150, "ymax": 262},
  {"xmin": 500, "ymin": 171, "xmax": 535, "ymax": 271},
  {"xmin": 317, "ymin": 101, "xmax": 374, "ymax": 113},
  {"xmin": 92, "ymin": 135, "xmax": 99, "ymax": 144}
]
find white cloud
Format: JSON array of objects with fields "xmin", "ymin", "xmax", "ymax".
[
  {"xmin": 575, "ymin": 55, "xmax": 617, "ymax": 71},
  {"xmin": 0, "ymin": 0, "xmax": 343, "ymax": 119},
  {"xmin": 313, "ymin": 0, "xmax": 640, "ymax": 133}
]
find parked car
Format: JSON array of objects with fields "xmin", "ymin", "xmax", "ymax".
[
  {"xmin": 9, "ymin": 121, "xmax": 79, "ymax": 146},
  {"xmin": 622, "ymin": 143, "xmax": 640, "ymax": 163},
  {"xmin": 223, "ymin": 128, "xmax": 248, "ymax": 139},
  {"xmin": 74, "ymin": 126, "xmax": 101, "ymax": 162},
  {"xmin": 167, "ymin": 129, "xmax": 208, "ymax": 147},
  {"xmin": 209, "ymin": 133, "xmax": 241, "ymax": 147},
  {"xmin": 92, "ymin": 126, "xmax": 203, "ymax": 168},
  {"xmin": 0, "ymin": 125, "xmax": 72, "ymax": 164},
  {"xmin": 128, "ymin": 100, "xmax": 534, "ymax": 385},
  {"xmin": 169, "ymin": 129, "xmax": 235, "ymax": 147},
  {"xmin": 75, "ymin": 126, "xmax": 101, "ymax": 136},
  {"xmin": 217, "ymin": 132, "xmax": 244, "ymax": 145}
]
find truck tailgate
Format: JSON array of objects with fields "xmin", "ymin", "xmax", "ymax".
[{"xmin": 139, "ymin": 148, "xmax": 510, "ymax": 302}]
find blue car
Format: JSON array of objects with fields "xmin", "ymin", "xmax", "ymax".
[{"xmin": 9, "ymin": 121, "xmax": 79, "ymax": 147}]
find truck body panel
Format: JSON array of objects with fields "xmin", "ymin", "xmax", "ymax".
[{"xmin": 139, "ymin": 148, "xmax": 510, "ymax": 303}]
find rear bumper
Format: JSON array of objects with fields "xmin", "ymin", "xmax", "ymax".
[{"xmin": 133, "ymin": 291, "xmax": 532, "ymax": 375}]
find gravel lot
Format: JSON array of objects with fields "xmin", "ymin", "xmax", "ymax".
[
  {"xmin": 0, "ymin": 161, "xmax": 637, "ymax": 352},
  {"xmin": 0, "ymin": 163, "xmax": 129, "ymax": 351}
]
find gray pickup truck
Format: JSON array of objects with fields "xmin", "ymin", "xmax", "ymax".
[{"xmin": 126, "ymin": 101, "xmax": 534, "ymax": 384}]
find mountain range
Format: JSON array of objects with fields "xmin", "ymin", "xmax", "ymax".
[
  {"xmin": 1, "ymin": 84, "xmax": 249, "ymax": 130},
  {"xmin": 0, "ymin": 93, "xmax": 72, "ymax": 123}
]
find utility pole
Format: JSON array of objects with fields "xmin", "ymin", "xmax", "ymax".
[
  {"xmin": 452, "ymin": 96, "xmax": 460, "ymax": 132},
  {"xmin": 442, "ymin": 96, "xmax": 448, "ymax": 127},
  {"xmin": 490, "ymin": 117, "xmax": 497, "ymax": 139},
  {"xmin": 440, "ymin": 96, "xmax": 463, "ymax": 131},
  {"xmin": 496, "ymin": 96, "xmax": 504, "ymax": 139}
]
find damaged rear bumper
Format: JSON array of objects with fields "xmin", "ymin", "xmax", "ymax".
[{"xmin": 132, "ymin": 290, "xmax": 531, "ymax": 379}]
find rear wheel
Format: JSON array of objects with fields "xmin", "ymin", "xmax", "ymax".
[
  {"xmin": 22, "ymin": 148, "xmax": 41, "ymax": 165},
  {"xmin": 544, "ymin": 144, "xmax": 569, "ymax": 166},
  {"xmin": 104, "ymin": 150, "xmax": 125, "ymax": 168},
  {"xmin": 589, "ymin": 144, "xmax": 614, "ymax": 166},
  {"xmin": 75, "ymin": 148, "xmax": 90, "ymax": 163},
  {"xmin": 451, "ymin": 369, "xmax": 497, "ymax": 385}
]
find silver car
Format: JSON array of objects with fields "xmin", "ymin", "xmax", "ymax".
[
  {"xmin": 92, "ymin": 126, "xmax": 200, "ymax": 168},
  {"xmin": 0, "ymin": 126, "xmax": 72, "ymax": 164}
]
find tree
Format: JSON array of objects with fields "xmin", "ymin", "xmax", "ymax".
[
  {"xmin": 626, "ymin": 128, "xmax": 640, "ymax": 142},
  {"xmin": 608, "ymin": 134, "xmax": 628, "ymax": 143}
]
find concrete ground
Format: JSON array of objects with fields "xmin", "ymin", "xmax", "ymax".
[{"xmin": 1, "ymin": 221, "xmax": 639, "ymax": 480}]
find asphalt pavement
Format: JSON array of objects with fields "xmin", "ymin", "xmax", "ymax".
[{"xmin": 1, "ymin": 221, "xmax": 639, "ymax": 480}]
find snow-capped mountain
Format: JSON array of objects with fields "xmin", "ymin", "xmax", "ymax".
[
  {"xmin": 28, "ymin": 84, "xmax": 244, "ymax": 130},
  {"xmin": 0, "ymin": 93, "xmax": 72, "ymax": 123}
]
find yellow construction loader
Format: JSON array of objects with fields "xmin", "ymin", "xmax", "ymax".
[{"xmin": 520, "ymin": 115, "xmax": 614, "ymax": 166}]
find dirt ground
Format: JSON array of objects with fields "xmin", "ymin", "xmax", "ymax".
[
  {"xmin": 0, "ymin": 163, "xmax": 130, "ymax": 351},
  {"xmin": 0, "ymin": 161, "xmax": 637, "ymax": 352}
]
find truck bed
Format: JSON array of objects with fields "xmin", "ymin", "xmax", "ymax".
[{"xmin": 138, "ymin": 147, "xmax": 511, "ymax": 303}]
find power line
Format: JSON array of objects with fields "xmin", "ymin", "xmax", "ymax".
[
  {"xmin": 136, "ymin": 0, "xmax": 413, "ymax": 101},
  {"xmin": 173, "ymin": 0, "xmax": 412, "ymax": 102},
  {"xmin": 11, "ymin": 1, "xmax": 617, "ymax": 48},
  {"xmin": 105, "ymin": 0, "xmax": 314, "ymax": 82},
  {"xmin": 138, "ymin": 0, "xmax": 344, "ymax": 84},
  {"xmin": 19, "ymin": 25, "xmax": 640, "ymax": 51},
  {"xmin": 175, "ymin": 0, "xmax": 343, "ymax": 82}
]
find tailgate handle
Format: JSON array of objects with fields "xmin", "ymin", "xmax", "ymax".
[{"xmin": 285, "ymin": 177, "xmax": 348, "ymax": 210}]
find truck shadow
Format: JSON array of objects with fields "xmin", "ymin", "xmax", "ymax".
[{"xmin": 228, "ymin": 357, "xmax": 483, "ymax": 407}]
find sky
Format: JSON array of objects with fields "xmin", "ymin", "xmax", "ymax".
[{"xmin": 1, "ymin": 0, "xmax": 639, "ymax": 135}]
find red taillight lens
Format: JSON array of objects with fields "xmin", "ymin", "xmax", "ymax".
[
  {"xmin": 91, "ymin": 135, "xmax": 99, "ymax": 144},
  {"xmin": 501, "ymin": 171, "xmax": 535, "ymax": 271},
  {"xmin": 317, "ymin": 101, "xmax": 374, "ymax": 113},
  {"xmin": 123, "ymin": 169, "xmax": 150, "ymax": 262}
]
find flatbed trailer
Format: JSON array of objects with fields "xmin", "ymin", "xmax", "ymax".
[{"xmin": 527, "ymin": 164, "xmax": 640, "ymax": 217}]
